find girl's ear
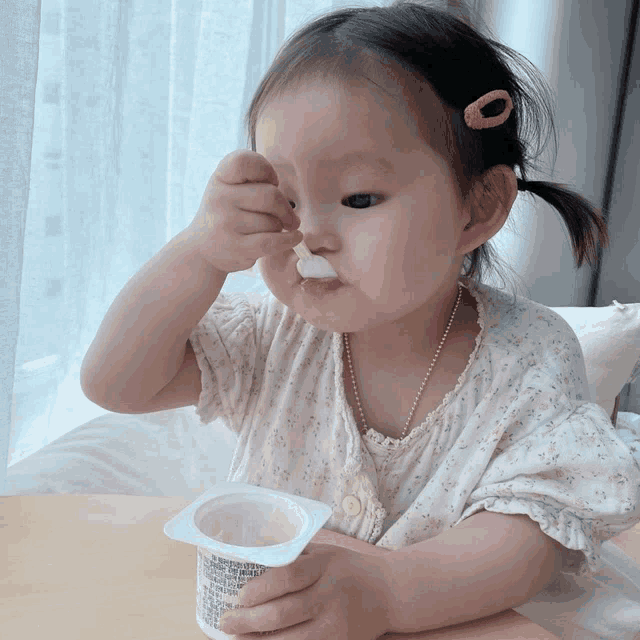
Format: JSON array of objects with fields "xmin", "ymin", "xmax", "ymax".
[{"xmin": 457, "ymin": 165, "xmax": 518, "ymax": 255}]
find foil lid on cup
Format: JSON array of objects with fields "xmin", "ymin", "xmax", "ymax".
[{"xmin": 163, "ymin": 482, "xmax": 333, "ymax": 566}]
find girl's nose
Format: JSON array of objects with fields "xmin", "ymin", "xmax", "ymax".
[
  {"xmin": 294, "ymin": 199, "xmax": 343, "ymax": 253},
  {"xmin": 296, "ymin": 224, "xmax": 337, "ymax": 254},
  {"xmin": 296, "ymin": 233, "xmax": 341, "ymax": 257}
]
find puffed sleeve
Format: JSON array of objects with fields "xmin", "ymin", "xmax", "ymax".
[
  {"xmin": 457, "ymin": 367, "xmax": 640, "ymax": 580},
  {"xmin": 189, "ymin": 292, "xmax": 270, "ymax": 432}
]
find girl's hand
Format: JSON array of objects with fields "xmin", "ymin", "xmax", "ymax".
[
  {"xmin": 218, "ymin": 542, "xmax": 394, "ymax": 639},
  {"xmin": 187, "ymin": 149, "xmax": 302, "ymax": 274}
]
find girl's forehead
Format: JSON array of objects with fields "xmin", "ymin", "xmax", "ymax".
[
  {"xmin": 258, "ymin": 76, "xmax": 421, "ymax": 131},
  {"xmin": 255, "ymin": 78, "xmax": 451, "ymax": 167},
  {"xmin": 261, "ymin": 70, "xmax": 423, "ymax": 113},
  {"xmin": 255, "ymin": 101, "xmax": 408, "ymax": 168}
]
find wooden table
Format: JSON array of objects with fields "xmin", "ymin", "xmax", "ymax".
[{"xmin": 2, "ymin": 494, "xmax": 636, "ymax": 640}]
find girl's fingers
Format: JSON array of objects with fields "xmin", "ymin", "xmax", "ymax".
[
  {"xmin": 224, "ymin": 591, "xmax": 319, "ymax": 636},
  {"xmin": 236, "ymin": 229, "xmax": 303, "ymax": 256},
  {"xmin": 214, "ymin": 149, "xmax": 279, "ymax": 188},
  {"xmin": 230, "ymin": 183, "xmax": 299, "ymax": 233},
  {"xmin": 239, "ymin": 552, "xmax": 321, "ymax": 608}
]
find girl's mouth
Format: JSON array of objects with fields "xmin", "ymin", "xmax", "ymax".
[{"xmin": 298, "ymin": 277, "xmax": 344, "ymax": 296}]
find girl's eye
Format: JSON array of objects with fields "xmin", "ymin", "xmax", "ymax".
[
  {"xmin": 287, "ymin": 193, "xmax": 383, "ymax": 210},
  {"xmin": 343, "ymin": 193, "xmax": 382, "ymax": 209}
]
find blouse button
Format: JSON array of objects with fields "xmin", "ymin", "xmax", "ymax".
[{"xmin": 342, "ymin": 495, "xmax": 361, "ymax": 516}]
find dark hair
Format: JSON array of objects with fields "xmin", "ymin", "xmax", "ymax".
[{"xmin": 243, "ymin": 0, "xmax": 609, "ymax": 289}]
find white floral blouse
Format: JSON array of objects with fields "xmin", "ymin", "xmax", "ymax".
[{"xmin": 189, "ymin": 280, "xmax": 640, "ymax": 595}]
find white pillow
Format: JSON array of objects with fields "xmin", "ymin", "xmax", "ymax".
[{"xmin": 549, "ymin": 301, "xmax": 640, "ymax": 416}]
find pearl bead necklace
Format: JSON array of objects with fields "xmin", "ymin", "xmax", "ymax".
[{"xmin": 343, "ymin": 282, "xmax": 463, "ymax": 440}]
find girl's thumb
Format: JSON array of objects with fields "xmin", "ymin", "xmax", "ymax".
[{"xmin": 215, "ymin": 149, "xmax": 279, "ymax": 187}]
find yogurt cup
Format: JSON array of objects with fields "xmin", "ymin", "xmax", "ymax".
[{"xmin": 164, "ymin": 481, "xmax": 333, "ymax": 639}]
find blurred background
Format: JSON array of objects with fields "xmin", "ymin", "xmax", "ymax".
[{"xmin": 2, "ymin": 0, "xmax": 639, "ymax": 491}]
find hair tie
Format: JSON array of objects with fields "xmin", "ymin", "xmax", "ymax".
[{"xmin": 464, "ymin": 89, "xmax": 513, "ymax": 130}]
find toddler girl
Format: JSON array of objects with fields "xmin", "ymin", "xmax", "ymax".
[{"xmin": 81, "ymin": 1, "xmax": 640, "ymax": 638}]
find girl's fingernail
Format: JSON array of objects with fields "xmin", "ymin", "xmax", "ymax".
[
  {"xmin": 219, "ymin": 615, "xmax": 233, "ymax": 632},
  {"xmin": 237, "ymin": 587, "xmax": 250, "ymax": 605}
]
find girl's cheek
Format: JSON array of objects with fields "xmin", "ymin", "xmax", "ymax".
[
  {"xmin": 257, "ymin": 257, "xmax": 287, "ymax": 297},
  {"xmin": 352, "ymin": 231, "xmax": 379, "ymax": 267},
  {"xmin": 346, "ymin": 218, "xmax": 388, "ymax": 276}
]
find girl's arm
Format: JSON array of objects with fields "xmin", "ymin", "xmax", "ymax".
[
  {"xmin": 313, "ymin": 525, "xmax": 561, "ymax": 639},
  {"xmin": 385, "ymin": 510, "xmax": 563, "ymax": 635},
  {"xmin": 377, "ymin": 609, "xmax": 558, "ymax": 640},
  {"xmin": 80, "ymin": 228, "xmax": 227, "ymax": 412}
]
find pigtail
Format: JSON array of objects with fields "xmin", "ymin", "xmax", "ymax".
[{"xmin": 517, "ymin": 179, "xmax": 610, "ymax": 268}]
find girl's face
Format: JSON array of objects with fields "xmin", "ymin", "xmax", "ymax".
[{"xmin": 255, "ymin": 80, "xmax": 472, "ymax": 336}]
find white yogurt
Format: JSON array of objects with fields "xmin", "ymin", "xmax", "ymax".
[
  {"xmin": 293, "ymin": 240, "xmax": 338, "ymax": 279},
  {"xmin": 296, "ymin": 255, "xmax": 338, "ymax": 279}
]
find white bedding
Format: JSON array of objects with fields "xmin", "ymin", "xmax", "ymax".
[
  {"xmin": 617, "ymin": 411, "xmax": 640, "ymax": 464},
  {"xmin": 4, "ymin": 406, "xmax": 237, "ymax": 499}
]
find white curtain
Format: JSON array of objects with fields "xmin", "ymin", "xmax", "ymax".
[
  {"xmin": 2, "ymin": 0, "xmax": 600, "ymax": 493},
  {"xmin": 0, "ymin": 0, "xmax": 394, "ymax": 492},
  {"xmin": 2, "ymin": 0, "xmax": 43, "ymax": 491}
]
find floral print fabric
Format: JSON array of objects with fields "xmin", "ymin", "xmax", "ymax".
[{"xmin": 189, "ymin": 280, "xmax": 640, "ymax": 593}]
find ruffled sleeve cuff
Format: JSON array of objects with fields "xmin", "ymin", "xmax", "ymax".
[
  {"xmin": 189, "ymin": 293, "xmax": 258, "ymax": 430},
  {"xmin": 456, "ymin": 497, "xmax": 595, "ymax": 577}
]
